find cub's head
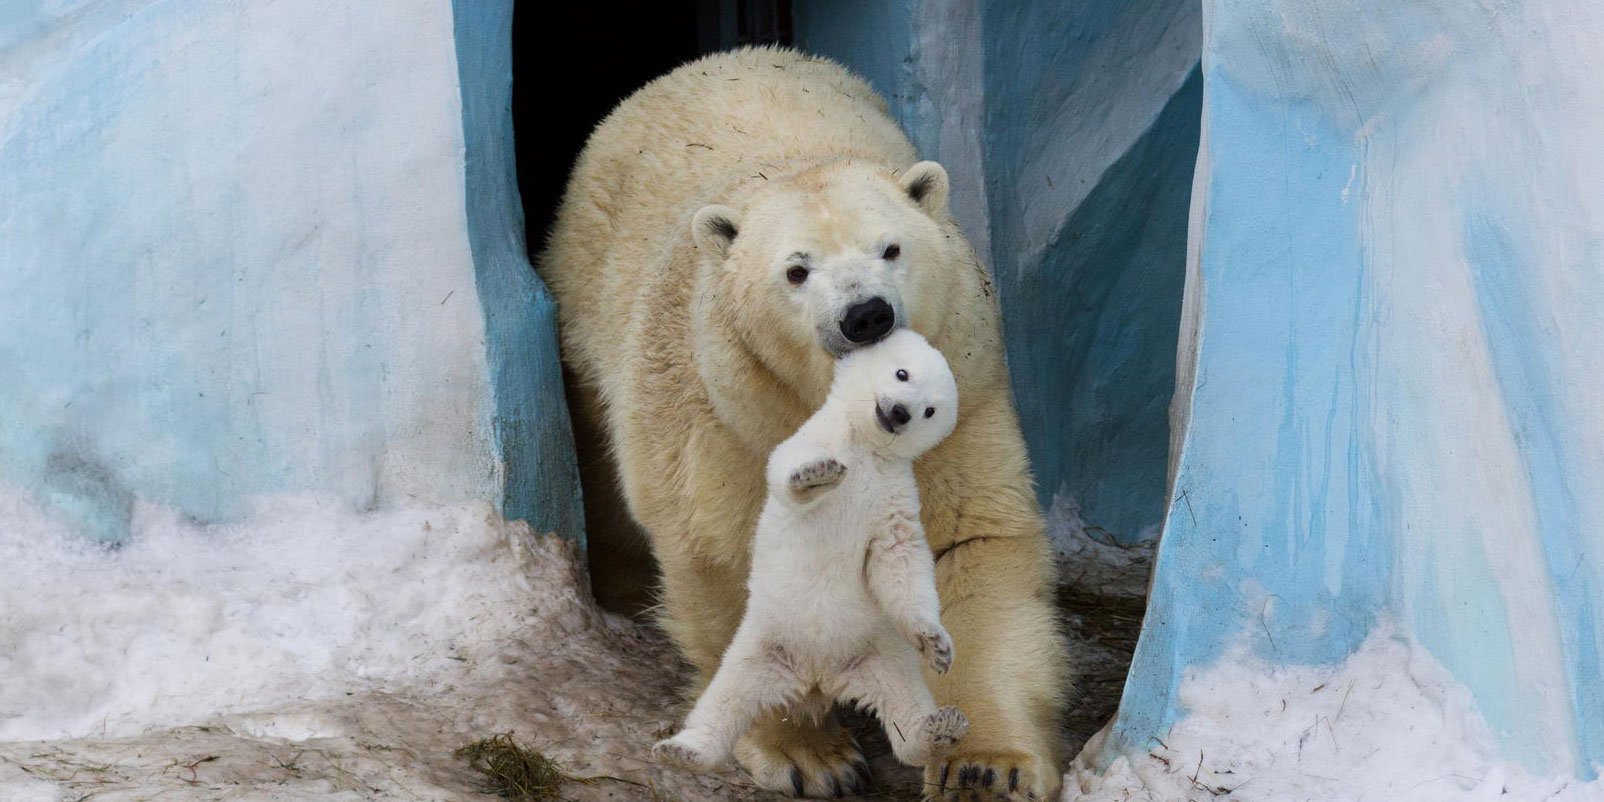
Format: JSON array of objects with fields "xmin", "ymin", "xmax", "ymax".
[
  {"xmin": 692, "ymin": 161, "xmax": 960, "ymax": 364},
  {"xmin": 832, "ymin": 329, "xmax": 957, "ymax": 460}
]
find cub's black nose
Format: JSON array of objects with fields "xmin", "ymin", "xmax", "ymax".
[
  {"xmin": 840, "ymin": 297, "xmax": 895, "ymax": 344},
  {"xmin": 889, "ymin": 404, "xmax": 911, "ymax": 426}
]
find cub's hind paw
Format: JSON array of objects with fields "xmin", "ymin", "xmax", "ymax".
[
  {"xmin": 788, "ymin": 458, "xmax": 846, "ymax": 502},
  {"xmin": 921, "ymin": 706, "xmax": 968, "ymax": 754},
  {"xmin": 916, "ymin": 627, "xmax": 954, "ymax": 674}
]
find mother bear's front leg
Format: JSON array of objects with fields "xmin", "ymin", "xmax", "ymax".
[{"xmin": 916, "ymin": 399, "xmax": 1069, "ymax": 801}]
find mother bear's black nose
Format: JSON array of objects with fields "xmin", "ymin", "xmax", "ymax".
[{"xmin": 840, "ymin": 297, "xmax": 895, "ymax": 344}]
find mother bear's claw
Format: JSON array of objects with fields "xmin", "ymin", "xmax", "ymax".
[
  {"xmin": 926, "ymin": 751, "xmax": 1053, "ymax": 801},
  {"xmin": 735, "ymin": 715, "xmax": 868, "ymax": 798}
]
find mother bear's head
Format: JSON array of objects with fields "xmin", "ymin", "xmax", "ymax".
[{"xmin": 689, "ymin": 161, "xmax": 962, "ymax": 368}]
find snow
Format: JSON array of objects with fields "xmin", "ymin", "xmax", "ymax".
[
  {"xmin": 0, "ymin": 494, "xmax": 795, "ymax": 801},
  {"xmin": 1068, "ymin": 625, "xmax": 1604, "ymax": 802},
  {"xmin": 0, "ymin": 492, "xmax": 553, "ymax": 741}
]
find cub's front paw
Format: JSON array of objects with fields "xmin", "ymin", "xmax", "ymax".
[
  {"xmin": 652, "ymin": 735, "xmax": 717, "ymax": 771},
  {"xmin": 788, "ymin": 458, "xmax": 846, "ymax": 502},
  {"xmin": 916, "ymin": 627, "xmax": 954, "ymax": 674}
]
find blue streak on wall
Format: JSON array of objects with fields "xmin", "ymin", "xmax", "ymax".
[
  {"xmin": 450, "ymin": 0, "xmax": 585, "ymax": 543},
  {"xmin": 1465, "ymin": 211, "xmax": 1602, "ymax": 775},
  {"xmin": 1109, "ymin": 69, "xmax": 1390, "ymax": 756}
]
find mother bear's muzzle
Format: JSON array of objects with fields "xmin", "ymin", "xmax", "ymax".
[{"xmin": 839, "ymin": 296, "xmax": 896, "ymax": 345}]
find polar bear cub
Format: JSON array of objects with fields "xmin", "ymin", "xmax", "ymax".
[{"xmin": 653, "ymin": 329, "xmax": 968, "ymax": 771}]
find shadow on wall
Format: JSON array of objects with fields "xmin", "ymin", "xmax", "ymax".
[
  {"xmin": 1001, "ymin": 68, "xmax": 1201, "ymax": 548},
  {"xmin": 796, "ymin": 0, "xmax": 1202, "ymax": 548}
]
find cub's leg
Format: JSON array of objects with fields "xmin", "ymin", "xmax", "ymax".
[
  {"xmin": 865, "ymin": 496, "xmax": 952, "ymax": 673},
  {"xmin": 829, "ymin": 647, "xmax": 968, "ymax": 769},
  {"xmin": 653, "ymin": 626, "xmax": 807, "ymax": 769}
]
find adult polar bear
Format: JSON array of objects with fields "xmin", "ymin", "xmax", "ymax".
[{"xmin": 540, "ymin": 48, "xmax": 1067, "ymax": 800}]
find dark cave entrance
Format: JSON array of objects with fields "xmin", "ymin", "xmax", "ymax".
[{"xmin": 510, "ymin": 1, "xmax": 795, "ymax": 615}]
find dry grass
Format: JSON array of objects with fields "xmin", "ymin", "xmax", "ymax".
[
  {"xmin": 455, "ymin": 732, "xmax": 668, "ymax": 801},
  {"xmin": 455, "ymin": 733, "xmax": 577, "ymax": 801}
]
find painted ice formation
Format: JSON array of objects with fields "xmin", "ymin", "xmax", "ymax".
[
  {"xmin": 0, "ymin": 0, "xmax": 583, "ymax": 747},
  {"xmin": 1109, "ymin": 0, "xmax": 1604, "ymax": 784},
  {"xmin": 0, "ymin": 0, "xmax": 581, "ymax": 545},
  {"xmin": 797, "ymin": 0, "xmax": 1200, "ymax": 547},
  {"xmin": 805, "ymin": 0, "xmax": 1604, "ymax": 792}
]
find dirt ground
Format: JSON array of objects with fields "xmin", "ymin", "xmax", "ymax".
[{"xmin": 0, "ymin": 534, "xmax": 1150, "ymax": 802}]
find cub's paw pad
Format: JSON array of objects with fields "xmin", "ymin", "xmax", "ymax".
[
  {"xmin": 916, "ymin": 628, "xmax": 954, "ymax": 674},
  {"xmin": 736, "ymin": 715, "xmax": 869, "ymax": 798},
  {"xmin": 926, "ymin": 750, "xmax": 1056, "ymax": 802},
  {"xmin": 919, "ymin": 706, "xmax": 968, "ymax": 753},
  {"xmin": 788, "ymin": 458, "xmax": 846, "ymax": 499},
  {"xmin": 652, "ymin": 737, "xmax": 715, "ymax": 770}
]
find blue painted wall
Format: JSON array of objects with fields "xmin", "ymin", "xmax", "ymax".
[
  {"xmin": 800, "ymin": 0, "xmax": 1604, "ymax": 781},
  {"xmin": 0, "ymin": 0, "xmax": 582, "ymax": 542},
  {"xmin": 1112, "ymin": 0, "xmax": 1604, "ymax": 778},
  {"xmin": 451, "ymin": 0, "xmax": 585, "ymax": 542}
]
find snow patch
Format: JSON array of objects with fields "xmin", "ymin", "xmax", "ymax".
[
  {"xmin": 1068, "ymin": 625, "xmax": 1604, "ymax": 801},
  {"xmin": 0, "ymin": 490, "xmax": 547, "ymax": 741}
]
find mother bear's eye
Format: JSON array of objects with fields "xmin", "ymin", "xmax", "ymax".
[
  {"xmin": 785, "ymin": 266, "xmax": 809, "ymax": 285},
  {"xmin": 924, "ymin": 407, "xmax": 936, "ymax": 418},
  {"xmin": 882, "ymin": 243, "xmax": 901, "ymax": 261},
  {"xmin": 895, "ymin": 369, "xmax": 909, "ymax": 381}
]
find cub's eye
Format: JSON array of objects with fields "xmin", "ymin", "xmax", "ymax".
[
  {"xmin": 882, "ymin": 243, "xmax": 901, "ymax": 261},
  {"xmin": 895, "ymin": 369, "xmax": 909, "ymax": 381},
  {"xmin": 924, "ymin": 407, "xmax": 936, "ymax": 418},
  {"xmin": 785, "ymin": 266, "xmax": 809, "ymax": 285}
]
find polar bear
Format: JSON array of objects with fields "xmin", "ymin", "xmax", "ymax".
[
  {"xmin": 540, "ymin": 47, "xmax": 1067, "ymax": 800},
  {"xmin": 653, "ymin": 330, "xmax": 968, "ymax": 777}
]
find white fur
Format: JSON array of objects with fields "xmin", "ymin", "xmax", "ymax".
[{"xmin": 653, "ymin": 331, "xmax": 967, "ymax": 769}]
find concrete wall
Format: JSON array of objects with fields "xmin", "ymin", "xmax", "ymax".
[{"xmin": 0, "ymin": 0, "xmax": 582, "ymax": 543}]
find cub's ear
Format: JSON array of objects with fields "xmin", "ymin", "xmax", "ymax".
[
  {"xmin": 692, "ymin": 204, "xmax": 742, "ymax": 259},
  {"xmin": 901, "ymin": 161, "xmax": 950, "ymax": 217}
]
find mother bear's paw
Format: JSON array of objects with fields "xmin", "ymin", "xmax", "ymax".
[
  {"xmin": 925, "ymin": 749, "xmax": 1058, "ymax": 802},
  {"xmin": 735, "ymin": 712, "xmax": 870, "ymax": 798}
]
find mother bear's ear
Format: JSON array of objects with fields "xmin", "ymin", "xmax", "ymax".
[
  {"xmin": 901, "ymin": 161, "xmax": 950, "ymax": 218},
  {"xmin": 692, "ymin": 204, "xmax": 742, "ymax": 259}
]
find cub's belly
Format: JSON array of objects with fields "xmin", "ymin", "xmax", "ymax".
[{"xmin": 745, "ymin": 571, "xmax": 896, "ymax": 670}]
